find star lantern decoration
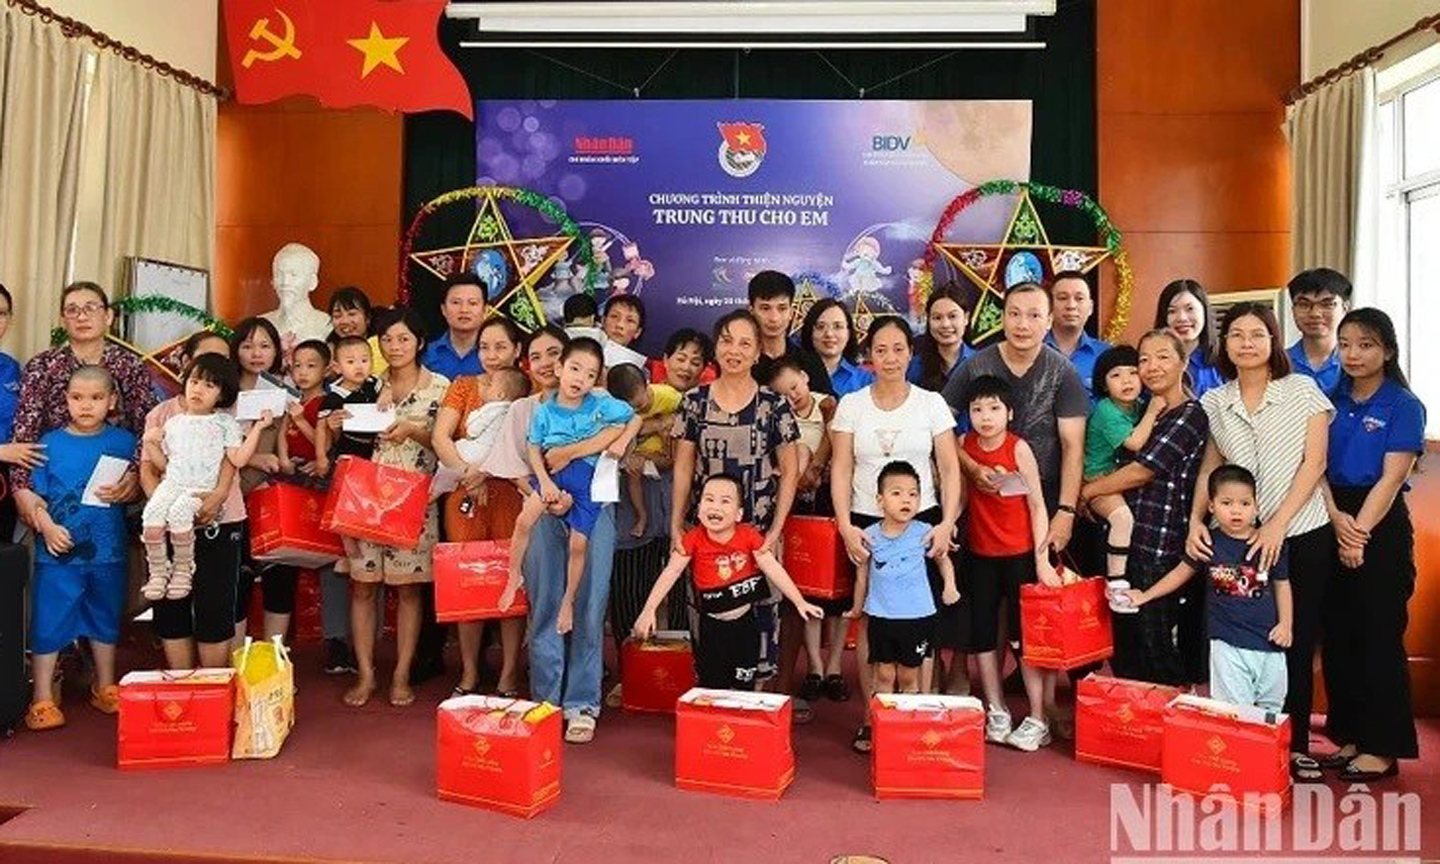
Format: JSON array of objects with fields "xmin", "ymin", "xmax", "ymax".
[
  {"xmin": 401, "ymin": 186, "xmax": 598, "ymax": 333},
  {"xmin": 787, "ymin": 272, "xmax": 841, "ymax": 337},
  {"xmin": 931, "ymin": 186, "xmax": 1115, "ymax": 345}
]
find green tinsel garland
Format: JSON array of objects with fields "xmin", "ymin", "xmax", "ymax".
[{"xmin": 50, "ymin": 294, "xmax": 231, "ymax": 346}]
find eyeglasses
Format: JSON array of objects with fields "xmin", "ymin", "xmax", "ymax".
[
  {"xmin": 1225, "ymin": 329, "xmax": 1272, "ymax": 344},
  {"xmin": 62, "ymin": 302, "xmax": 106, "ymax": 319},
  {"xmin": 1293, "ymin": 297, "xmax": 1341, "ymax": 313}
]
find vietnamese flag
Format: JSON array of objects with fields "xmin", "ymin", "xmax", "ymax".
[{"xmin": 224, "ymin": 0, "xmax": 472, "ymax": 119}]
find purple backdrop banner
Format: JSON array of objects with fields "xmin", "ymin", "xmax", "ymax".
[{"xmin": 476, "ymin": 99, "xmax": 1031, "ymax": 354}]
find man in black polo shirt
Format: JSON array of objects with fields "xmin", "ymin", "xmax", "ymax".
[{"xmin": 747, "ymin": 271, "xmax": 833, "ymax": 397}]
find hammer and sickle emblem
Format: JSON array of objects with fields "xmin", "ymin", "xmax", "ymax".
[{"xmin": 242, "ymin": 8, "xmax": 302, "ymax": 68}]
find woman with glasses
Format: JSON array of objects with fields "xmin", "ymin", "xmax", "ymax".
[
  {"xmin": 10, "ymin": 283, "xmax": 156, "ymax": 528},
  {"xmin": 1187, "ymin": 302, "xmax": 1333, "ymax": 784}
]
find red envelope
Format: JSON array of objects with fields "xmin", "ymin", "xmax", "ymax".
[
  {"xmin": 433, "ymin": 541, "xmax": 529, "ymax": 622},
  {"xmin": 1019, "ymin": 576, "xmax": 1114, "ymax": 670},
  {"xmin": 1075, "ymin": 674, "xmax": 1182, "ymax": 774},
  {"xmin": 247, "ymin": 483, "xmax": 343, "ymax": 568},
  {"xmin": 320, "ymin": 455, "xmax": 430, "ymax": 549},
  {"xmin": 1161, "ymin": 695, "xmax": 1291, "ymax": 815},
  {"xmin": 117, "ymin": 669, "xmax": 235, "ymax": 770},
  {"xmin": 436, "ymin": 696, "xmax": 562, "ymax": 818},
  {"xmin": 675, "ymin": 689, "xmax": 793, "ymax": 800},
  {"xmin": 621, "ymin": 633, "xmax": 696, "ymax": 714},
  {"xmin": 871, "ymin": 694, "xmax": 985, "ymax": 800},
  {"xmin": 782, "ymin": 516, "xmax": 853, "ymax": 600}
]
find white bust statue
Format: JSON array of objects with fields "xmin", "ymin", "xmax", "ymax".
[{"xmin": 261, "ymin": 243, "xmax": 332, "ymax": 350}]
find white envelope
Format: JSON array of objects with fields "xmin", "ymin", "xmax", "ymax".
[
  {"xmin": 603, "ymin": 340, "xmax": 648, "ymax": 373},
  {"xmin": 342, "ymin": 403, "xmax": 395, "ymax": 433},
  {"xmin": 235, "ymin": 388, "xmax": 290, "ymax": 421},
  {"xmin": 994, "ymin": 471, "xmax": 1030, "ymax": 498},
  {"xmin": 590, "ymin": 454, "xmax": 621, "ymax": 503},
  {"xmin": 431, "ymin": 464, "xmax": 462, "ymax": 500},
  {"xmin": 82, "ymin": 455, "xmax": 132, "ymax": 506}
]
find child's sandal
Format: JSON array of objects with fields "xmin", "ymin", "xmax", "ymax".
[
  {"xmin": 89, "ymin": 685, "xmax": 120, "ymax": 714},
  {"xmin": 141, "ymin": 574, "xmax": 169, "ymax": 601},
  {"xmin": 25, "ymin": 700, "xmax": 66, "ymax": 730}
]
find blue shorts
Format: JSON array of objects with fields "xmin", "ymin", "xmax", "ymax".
[
  {"xmin": 30, "ymin": 561, "xmax": 128, "ymax": 654},
  {"xmin": 532, "ymin": 459, "xmax": 603, "ymax": 535}
]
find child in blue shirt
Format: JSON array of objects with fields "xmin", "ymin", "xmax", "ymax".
[
  {"xmin": 1127, "ymin": 464, "xmax": 1293, "ymax": 712},
  {"xmin": 504, "ymin": 338, "xmax": 640, "ymax": 635},
  {"xmin": 24, "ymin": 366, "xmax": 138, "ymax": 730},
  {"xmin": 846, "ymin": 461, "xmax": 959, "ymax": 731}
]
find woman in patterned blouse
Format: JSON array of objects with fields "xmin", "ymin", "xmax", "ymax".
[
  {"xmin": 11, "ymin": 282, "xmax": 156, "ymax": 526},
  {"xmin": 670, "ymin": 309, "xmax": 801, "ymax": 694},
  {"xmin": 1080, "ymin": 329, "xmax": 1209, "ymax": 686},
  {"xmin": 343, "ymin": 306, "xmax": 450, "ymax": 709}
]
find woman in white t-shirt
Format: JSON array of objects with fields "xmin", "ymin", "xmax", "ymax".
[{"xmin": 830, "ymin": 316, "xmax": 962, "ymax": 752}]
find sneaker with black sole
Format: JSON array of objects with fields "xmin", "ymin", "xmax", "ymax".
[{"xmin": 322, "ymin": 638, "xmax": 357, "ymax": 675}]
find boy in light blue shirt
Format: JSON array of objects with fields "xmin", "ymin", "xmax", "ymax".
[{"xmin": 846, "ymin": 460, "xmax": 959, "ymax": 700}]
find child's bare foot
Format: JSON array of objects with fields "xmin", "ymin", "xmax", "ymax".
[
  {"xmin": 389, "ymin": 680, "xmax": 415, "ymax": 707},
  {"xmin": 556, "ymin": 602, "xmax": 574, "ymax": 635},
  {"xmin": 630, "ymin": 513, "xmax": 648, "ymax": 538},
  {"xmin": 343, "ymin": 675, "xmax": 375, "ymax": 707}
]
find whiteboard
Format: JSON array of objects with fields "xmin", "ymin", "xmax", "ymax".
[{"xmin": 126, "ymin": 257, "xmax": 210, "ymax": 352}]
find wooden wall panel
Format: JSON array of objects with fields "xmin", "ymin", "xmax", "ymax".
[
  {"xmin": 214, "ymin": 98, "xmax": 403, "ymax": 326},
  {"xmin": 1096, "ymin": 0, "xmax": 1299, "ymax": 345}
]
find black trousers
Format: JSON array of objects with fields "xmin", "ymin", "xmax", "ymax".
[
  {"xmin": 1282, "ymin": 522, "xmax": 1335, "ymax": 756},
  {"xmin": 156, "ymin": 521, "xmax": 245, "ymax": 644},
  {"xmin": 1110, "ymin": 558, "xmax": 1184, "ymax": 686},
  {"xmin": 1322, "ymin": 489, "xmax": 1418, "ymax": 759}
]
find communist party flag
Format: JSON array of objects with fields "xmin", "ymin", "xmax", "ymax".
[{"xmin": 224, "ymin": 0, "xmax": 472, "ymax": 119}]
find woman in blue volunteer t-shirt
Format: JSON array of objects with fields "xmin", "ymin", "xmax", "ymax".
[{"xmin": 1318, "ymin": 308, "xmax": 1425, "ymax": 783}]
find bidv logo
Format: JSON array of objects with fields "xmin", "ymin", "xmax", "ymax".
[
  {"xmin": 717, "ymin": 122, "xmax": 766, "ymax": 177},
  {"xmin": 872, "ymin": 134, "xmax": 911, "ymax": 152}
]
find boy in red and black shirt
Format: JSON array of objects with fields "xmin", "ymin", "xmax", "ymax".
[{"xmin": 633, "ymin": 473, "xmax": 822, "ymax": 690}]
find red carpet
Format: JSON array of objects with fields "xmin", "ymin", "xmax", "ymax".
[{"xmin": 2, "ymin": 644, "xmax": 1437, "ymax": 864}]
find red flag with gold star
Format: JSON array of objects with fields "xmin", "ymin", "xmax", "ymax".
[{"xmin": 224, "ymin": 0, "xmax": 472, "ymax": 119}]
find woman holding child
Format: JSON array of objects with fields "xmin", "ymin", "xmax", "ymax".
[
  {"xmin": 1079, "ymin": 330, "xmax": 1208, "ymax": 687},
  {"xmin": 830, "ymin": 316, "xmax": 961, "ymax": 750},
  {"xmin": 341, "ymin": 307, "xmax": 449, "ymax": 708},
  {"xmin": 432, "ymin": 317, "xmax": 530, "ymax": 699},
  {"xmin": 1187, "ymin": 303, "xmax": 1333, "ymax": 783}
]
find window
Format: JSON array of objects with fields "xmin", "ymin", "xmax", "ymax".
[{"xmin": 1376, "ymin": 53, "xmax": 1440, "ymax": 438}]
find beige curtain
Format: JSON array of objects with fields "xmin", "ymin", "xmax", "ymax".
[
  {"xmin": 0, "ymin": 6, "xmax": 216, "ymax": 360},
  {"xmin": 1285, "ymin": 71, "xmax": 1373, "ymax": 276},
  {"xmin": 72, "ymin": 51, "xmax": 216, "ymax": 295},
  {"xmin": 0, "ymin": 5, "xmax": 91, "ymax": 358}
]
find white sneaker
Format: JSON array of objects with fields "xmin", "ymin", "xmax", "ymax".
[
  {"xmin": 1005, "ymin": 716, "xmax": 1052, "ymax": 752},
  {"xmin": 985, "ymin": 706, "xmax": 1013, "ymax": 743}
]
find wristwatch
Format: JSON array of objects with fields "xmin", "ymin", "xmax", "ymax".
[{"xmin": 1056, "ymin": 503, "xmax": 1077, "ymax": 515}]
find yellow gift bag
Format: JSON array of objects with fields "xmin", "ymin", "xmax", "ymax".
[{"xmin": 231, "ymin": 636, "xmax": 295, "ymax": 759}]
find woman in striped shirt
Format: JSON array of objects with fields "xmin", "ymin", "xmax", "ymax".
[{"xmin": 1186, "ymin": 302, "xmax": 1333, "ymax": 783}]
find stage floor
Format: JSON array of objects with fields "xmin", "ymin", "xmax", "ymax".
[{"xmin": 2, "ymin": 643, "xmax": 1437, "ymax": 864}]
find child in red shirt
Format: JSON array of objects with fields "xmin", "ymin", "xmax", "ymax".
[
  {"xmin": 277, "ymin": 339, "xmax": 329, "ymax": 475},
  {"xmin": 633, "ymin": 473, "xmax": 822, "ymax": 690},
  {"xmin": 960, "ymin": 374, "xmax": 1060, "ymax": 753}
]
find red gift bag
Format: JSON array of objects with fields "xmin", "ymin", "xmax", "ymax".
[
  {"xmin": 247, "ymin": 483, "xmax": 343, "ymax": 568},
  {"xmin": 871, "ymin": 694, "xmax": 985, "ymax": 800},
  {"xmin": 436, "ymin": 695, "xmax": 562, "ymax": 818},
  {"xmin": 621, "ymin": 632, "xmax": 696, "ymax": 714},
  {"xmin": 675, "ymin": 689, "xmax": 793, "ymax": 800},
  {"xmin": 117, "ymin": 669, "xmax": 235, "ymax": 770},
  {"xmin": 1161, "ymin": 695, "xmax": 1291, "ymax": 815},
  {"xmin": 433, "ymin": 541, "xmax": 528, "ymax": 622},
  {"xmin": 782, "ymin": 516, "xmax": 853, "ymax": 600},
  {"xmin": 1075, "ymin": 674, "xmax": 1182, "ymax": 774},
  {"xmin": 320, "ymin": 455, "xmax": 430, "ymax": 549},
  {"xmin": 1019, "ymin": 576, "xmax": 1114, "ymax": 670},
  {"xmin": 245, "ymin": 569, "xmax": 322, "ymax": 643}
]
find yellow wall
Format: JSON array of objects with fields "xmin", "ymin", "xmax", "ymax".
[
  {"xmin": 43, "ymin": 0, "xmax": 218, "ymax": 80},
  {"xmin": 1303, "ymin": 0, "xmax": 1437, "ymax": 78}
]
